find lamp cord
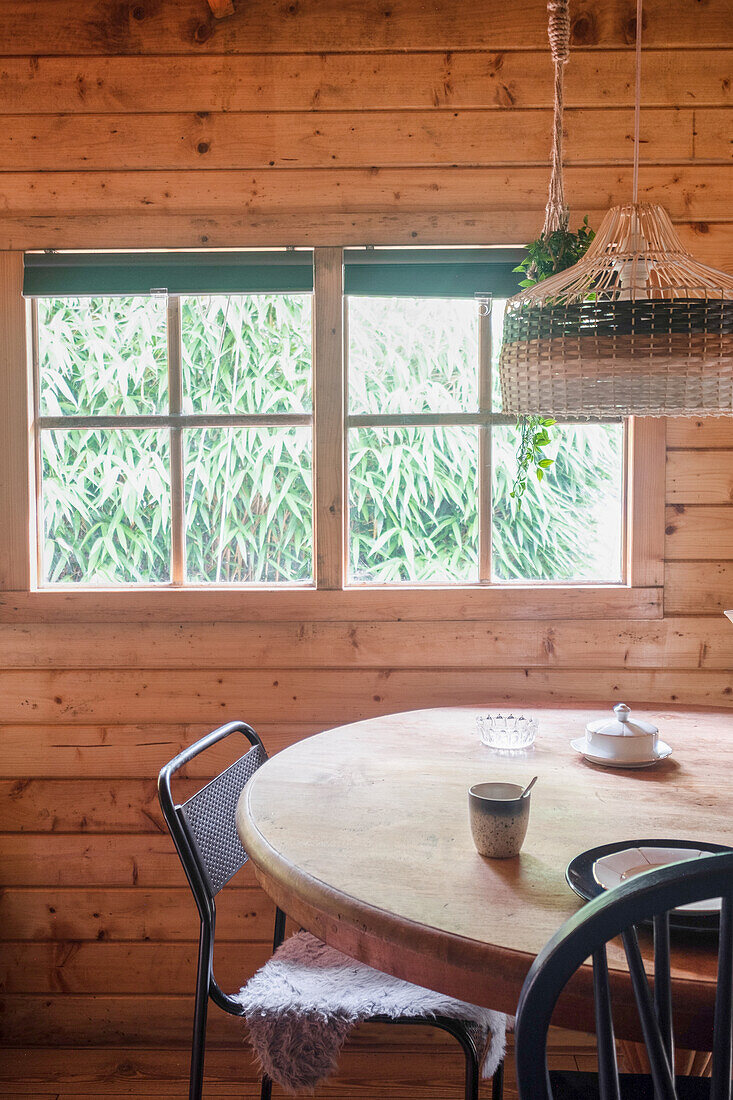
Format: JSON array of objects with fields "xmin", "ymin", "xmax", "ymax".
[{"xmin": 632, "ymin": 0, "xmax": 643, "ymax": 204}]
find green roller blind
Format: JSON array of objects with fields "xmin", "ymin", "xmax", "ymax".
[
  {"xmin": 23, "ymin": 251, "xmax": 315, "ymax": 297},
  {"xmin": 24, "ymin": 247, "xmax": 527, "ymax": 299},
  {"xmin": 343, "ymin": 248, "xmax": 525, "ymax": 299}
]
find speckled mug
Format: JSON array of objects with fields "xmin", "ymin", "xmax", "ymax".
[{"xmin": 468, "ymin": 782, "xmax": 530, "ymax": 858}]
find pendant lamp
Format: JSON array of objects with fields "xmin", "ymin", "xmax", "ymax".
[{"xmin": 498, "ymin": 0, "xmax": 733, "ymax": 418}]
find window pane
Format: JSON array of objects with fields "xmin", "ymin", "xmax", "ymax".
[
  {"xmin": 184, "ymin": 426, "xmax": 313, "ymax": 584},
  {"xmin": 348, "ymin": 426, "xmax": 478, "ymax": 584},
  {"xmin": 181, "ymin": 295, "xmax": 312, "ymax": 415},
  {"xmin": 348, "ymin": 297, "xmax": 478, "ymax": 415},
  {"xmin": 40, "ymin": 429, "xmax": 170, "ymax": 585},
  {"xmin": 490, "ymin": 298, "xmax": 506, "ymax": 411},
  {"xmin": 37, "ymin": 297, "xmax": 168, "ymax": 416},
  {"xmin": 492, "ymin": 424, "xmax": 624, "ymax": 582}
]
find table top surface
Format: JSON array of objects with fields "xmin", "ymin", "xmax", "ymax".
[{"xmin": 236, "ymin": 705, "xmax": 733, "ymax": 1044}]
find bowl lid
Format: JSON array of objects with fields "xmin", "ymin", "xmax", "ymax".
[{"xmin": 586, "ymin": 703, "xmax": 658, "ymax": 738}]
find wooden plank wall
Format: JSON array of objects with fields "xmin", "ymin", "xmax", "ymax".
[
  {"xmin": 0, "ymin": 0, "xmax": 731, "ymax": 253},
  {"xmin": 0, "ymin": 0, "xmax": 732, "ymax": 1092}
]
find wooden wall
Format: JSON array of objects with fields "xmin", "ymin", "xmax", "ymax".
[
  {"xmin": 0, "ymin": 0, "xmax": 731, "ymax": 256},
  {"xmin": 1, "ymin": 0, "xmax": 733, "ymax": 1093}
]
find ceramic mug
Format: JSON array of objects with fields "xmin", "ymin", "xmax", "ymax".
[{"xmin": 468, "ymin": 781, "xmax": 531, "ymax": 859}]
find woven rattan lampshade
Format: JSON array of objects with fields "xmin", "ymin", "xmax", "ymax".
[{"xmin": 499, "ymin": 202, "xmax": 733, "ymax": 417}]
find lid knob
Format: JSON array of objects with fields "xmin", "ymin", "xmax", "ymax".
[{"xmin": 614, "ymin": 703, "xmax": 631, "ymax": 723}]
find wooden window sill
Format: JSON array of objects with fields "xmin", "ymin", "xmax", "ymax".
[{"xmin": 0, "ymin": 584, "xmax": 662, "ymax": 622}]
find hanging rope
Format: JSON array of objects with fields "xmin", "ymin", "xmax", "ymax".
[{"xmin": 543, "ymin": 0, "xmax": 571, "ymax": 235}]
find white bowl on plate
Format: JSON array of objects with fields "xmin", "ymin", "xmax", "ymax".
[
  {"xmin": 572, "ymin": 703, "xmax": 671, "ymax": 768},
  {"xmin": 593, "ymin": 846, "xmax": 721, "ymax": 914}
]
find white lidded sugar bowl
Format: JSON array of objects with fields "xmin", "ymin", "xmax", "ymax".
[{"xmin": 572, "ymin": 703, "xmax": 672, "ymax": 768}]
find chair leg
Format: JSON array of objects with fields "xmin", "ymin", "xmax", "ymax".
[
  {"xmin": 491, "ymin": 1058, "xmax": 505, "ymax": 1100},
  {"xmin": 272, "ymin": 907, "xmax": 286, "ymax": 952},
  {"xmin": 462, "ymin": 1040, "xmax": 480, "ymax": 1100},
  {"xmin": 189, "ymin": 922, "xmax": 212, "ymax": 1100},
  {"xmin": 259, "ymin": 1074, "xmax": 273, "ymax": 1100}
]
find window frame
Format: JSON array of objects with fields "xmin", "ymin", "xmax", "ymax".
[
  {"xmin": 0, "ymin": 248, "xmax": 665, "ymax": 619},
  {"xmin": 32, "ymin": 290, "xmax": 315, "ymax": 587},
  {"xmin": 343, "ymin": 288, "xmax": 628, "ymax": 587}
]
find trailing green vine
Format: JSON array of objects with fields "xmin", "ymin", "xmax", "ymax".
[
  {"xmin": 510, "ymin": 415, "xmax": 557, "ymax": 507},
  {"xmin": 508, "ymin": 217, "xmax": 595, "ymax": 510}
]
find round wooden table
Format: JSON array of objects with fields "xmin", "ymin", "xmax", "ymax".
[{"xmin": 236, "ymin": 705, "xmax": 733, "ymax": 1048}]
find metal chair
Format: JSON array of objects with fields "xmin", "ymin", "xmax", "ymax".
[
  {"xmin": 158, "ymin": 720, "xmax": 505, "ymax": 1100},
  {"xmin": 514, "ymin": 850, "xmax": 733, "ymax": 1100}
]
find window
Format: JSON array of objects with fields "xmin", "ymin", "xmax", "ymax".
[
  {"xmin": 29, "ymin": 252, "xmax": 314, "ymax": 586},
  {"xmin": 344, "ymin": 252, "xmax": 624, "ymax": 586},
  {"xmin": 347, "ymin": 294, "xmax": 480, "ymax": 584},
  {"xmin": 26, "ymin": 248, "xmax": 628, "ymax": 591}
]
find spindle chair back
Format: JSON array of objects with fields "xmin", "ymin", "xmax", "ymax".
[{"xmin": 514, "ymin": 851, "xmax": 733, "ymax": 1100}]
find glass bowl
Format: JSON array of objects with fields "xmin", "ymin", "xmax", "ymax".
[{"xmin": 477, "ymin": 713, "xmax": 538, "ymax": 752}]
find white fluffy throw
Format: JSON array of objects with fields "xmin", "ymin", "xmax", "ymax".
[{"xmin": 235, "ymin": 931, "xmax": 508, "ymax": 1093}]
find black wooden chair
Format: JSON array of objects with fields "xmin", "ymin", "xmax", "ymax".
[
  {"xmin": 514, "ymin": 850, "xmax": 733, "ymax": 1100},
  {"xmin": 158, "ymin": 720, "xmax": 505, "ymax": 1100}
]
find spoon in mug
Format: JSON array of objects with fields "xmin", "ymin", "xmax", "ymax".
[{"xmin": 521, "ymin": 776, "xmax": 538, "ymax": 799}]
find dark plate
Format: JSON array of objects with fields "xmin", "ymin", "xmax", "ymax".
[{"xmin": 566, "ymin": 838, "xmax": 733, "ymax": 932}]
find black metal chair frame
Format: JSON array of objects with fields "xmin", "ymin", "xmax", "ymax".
[
  {"xmin": 514, "ymin": 850, "xmax": 733, "ymax": 1100},
  {"xmin": 159, "ymin": 720, "xmax": 504, "ymax": 1100}
]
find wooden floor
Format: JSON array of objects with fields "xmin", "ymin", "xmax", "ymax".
[
  {"xmin": 0, "ymin": 1028, "xmax": 712, "ymax": 1098},
  {"xmin": 0, "ymin": 1055, "xmax": 550, "ymax": 1099},
  {"xmin": 15, "ymin": 1031, "xmax": 718, "ymax": 1099},
  {"xmin": 0, "ymin": 1028, "xmax": 594, "ymax": 1100}
]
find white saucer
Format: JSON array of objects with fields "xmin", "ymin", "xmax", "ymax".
[
  {"xmin": 570, "ymin": 737, "xmax": 673, "ymax": 769},
  {"xmin": 593, "ymin": 846, "xmax": 720, "ymax": 914}
]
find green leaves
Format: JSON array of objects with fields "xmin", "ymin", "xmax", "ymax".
[
  {"xmin": 183, "ymin": 426, "xmax": 312, "ymax": 585},
  {"xmin": 38, "ymin": 290, "xmax": 623, "ymax": 589},
  {"xmin": 493, "ymin": 422, "xmax": 623, "ymax": 582},
  {"xmin": 39, "ymin": 294, "xmax": 314, "ymax": 586},
  {"xmin": 509, "ymin": 416, "xmax": 557, "ymax": 511},
  {"xmin": 181, "ymin": 294, "xmax": 312, "ymax": 416},
  {"xmin": 348, "ymin": 425, "xmax": 478, "ymax": 584},
  {"xmin": 38, "ymin": 296, "xmax": 168, "ymax": 417},
  {"xmin": 40, "ymin": 428, "xmax": 171, "ymax": 585},
  {"xmin": 348, "ymin": 296, "xmax": 478, "ymax": 417},
  {"xmin": 508, "ymin": 216, "xmax": 596, "ymax": 510},
  {"xmin": 513, "ymin": 216, "xmax": 596, "ymax": 289}
]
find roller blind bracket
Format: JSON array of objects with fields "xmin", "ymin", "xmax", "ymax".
[
  {"xmin": 150, "ymin": 287, "xmax": 169, "ymax": 304},
  {"xmin": 475, "ymin": 292, "xmax": 493, "ymax": 317}
]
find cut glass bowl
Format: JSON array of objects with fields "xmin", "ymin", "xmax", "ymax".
[{"xmin": 477, "ymin": 713, "xmax": 538, "ymax": 751}]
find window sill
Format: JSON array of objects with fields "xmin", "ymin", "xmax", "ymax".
[{"xmin": 0, "ymin": 584, "xmax": 662, "ymax": 622}]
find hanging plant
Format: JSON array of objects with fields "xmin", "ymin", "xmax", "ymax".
[
  {"xmin": 508, "ymin": 218, "xmax": 595, "ymax": 510},
  {"xmin": 514, "ymin": 217, "xmax": 595, "ymax": 290},
  {"xmin": 500, "ymin": 0, "xmax": 597, "ymax": 510}
]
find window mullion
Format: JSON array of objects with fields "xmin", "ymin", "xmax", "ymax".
[
  {"xmin": 478, "ymin": 304, "xmax": 493, "ymax": 585},
  {"xmin": 313, "ymin": 247, "xmax": 345, "ymax": 589},
  {"xmin": 37, "ymin": 413, "xmax": 312, "ymax": 430},
  {"xmin": 167, "ymin": 296, "xmax": 184, "ymax": 587},
  {"xmin": 31, "ymin": 298, "xmax": 43, "ymax": 587}
]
